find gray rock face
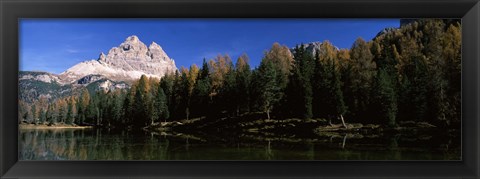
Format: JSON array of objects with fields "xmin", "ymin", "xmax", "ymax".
[
  {"xmin": 19, "ymin": 71, "xmax": 61, "ymax": 84},
  {"xmin": 292, "ymin": 42, "xmax": 339, "ymax": 58},
  {"xmin": 60, "ymin": 35, "xmax": 177, "ymax": 83},
  {"xmin": 19, "ymin": 71, "xmax": 73, "ymax": 103},
  {"xmin": 302, "ymin": 42, "xmax": 323, "ymax": 57},
  {"xmin": 76, "ymin": 74, "xmax": 106, "ymax": 85}
]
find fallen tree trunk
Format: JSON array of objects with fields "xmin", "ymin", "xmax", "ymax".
[{"xmin": 339, "ymin": 114, "xmax": 347, "ymax": 129}]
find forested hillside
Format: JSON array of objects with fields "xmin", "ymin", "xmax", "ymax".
[{"xmin": 18, "ymin": 19, "xmax": 461, "ymax": 130}]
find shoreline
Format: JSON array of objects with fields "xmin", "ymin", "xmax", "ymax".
[{"xmin": 19, "ymin": 124, "xmax": 93, "ymax": 130}]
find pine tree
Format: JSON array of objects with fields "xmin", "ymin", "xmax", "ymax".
[
  {"xmin": 160, "ymin": 73, "xmax": 175, "ymax": 121},
  {"xmin": 31, "ymin": 103, "xmax": 38, "ymax": 124},
  {"xmin": 258, "ymin": 60, "xmax": 280, "ymax": 120},
  {"xmin": 46, "ymin": 104, "xmax": 57, "ymax": 124},
  {"xmin": 372, "ymin": 69, "xmax": 398, "ymax": 127},
  {"xmin": 57, "ymin": 99, "xmax": 67, "ymax": 124},
  {"xmin": 132, "ymin": 75, "xmax": 151, "ymax": 127},
  {"xmin": 263, "ymin": 43, "xmax": 294, "ymax": 90},
  {"xmin": 234, "ymin": 54, "xmax": 252, "ymax": 115},
  {"xmin": 78, "ymin": 89, "xmax": 90, "ymax": 125},
  {"xmin": 123, "ymin": 86, "xmax": 135, "ymax": 126},
  {"xmin": 399, "ymin": 56, "xmax": 428, "ymax": 122},
  {"xmin": 40, "ymin": 110, "xmax": 47, "ymax": 124},
  {"xmin": 312, "ymin": 42, "xmax": 347, "ymax": 127},
  {"xmin": 330, "ymin": 60, "xmax": 347, "ymax": 127},
  {"xmin": 191, "ymin": 58, "xmax": 212, "ymax": 118},
  {"xmin": 442, "ymin": 23, "xmax": 462, "ymax": 125},
  {"xmin": 66, "ymin": 97, "xmax": 76, "ymax": 125},
  {"xmin": 185, "ymin": 65, "xmax": 199, "ymax": 120},
  {"xmin": 348, "ymin": 38, "xmax": 376, "ymax": 120},
  {"xmin": 288, "ymin": 44, "xmax": 314, "ymax": 119},
  {"xmin": 423, "ymin": 19, "xmax": 450, "ymax": 127},
  {"xmin": 110, "ymin": 91, "xmax": 124, "ymax": 126},
  {"xmin": 154, "ymin": 86, "xmax": 169, "ymax": 123},
  {"xmin": 222, "ymin": 66, "xmax": 237, "ymax": 116}
]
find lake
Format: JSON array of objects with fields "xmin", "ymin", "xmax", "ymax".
[{"xmin": 19, "ymin": 128, "xmax": 460, "ymax": 160}]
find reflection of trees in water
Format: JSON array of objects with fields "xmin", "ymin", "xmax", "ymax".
[
  {"xmin": 388, "ymin": 134, "xmax": 401, "ymax": 160},
  {"xmin": 19, "ymin": 129, "xmax": 460, "ymax": 160},
  {"xmin": 306, "ymin": 142, "xmax": 315, "ymax": 160},
  {"xmin": 265, "ymin": 140, "xmax": 273, "ymax": 160},
  {"xmin": 20, "ymin": 129, "xmax": 171, "ymax": 160}
]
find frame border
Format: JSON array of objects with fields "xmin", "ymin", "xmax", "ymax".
[{"xmin": 1, "ymin": 0, "xmax": 479, "ymax": 178}]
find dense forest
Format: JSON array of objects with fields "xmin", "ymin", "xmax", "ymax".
[{"xmin": 19, "ymin": 19, "xmax": 461, "ymax": 130}]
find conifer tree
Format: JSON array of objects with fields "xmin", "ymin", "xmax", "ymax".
[
  {"xmin": 191, "ymin": 59, "xmax": 212, "ymax": 118},
  {"xmin": 154, "ymin": 86, "xmax": 169, "ymax": 123},
  {"xmin": 235, "ymin": 54, "xmax": 252, "ymax": 115},
  {"xmin": 258, "ymin": 60, "xmax": 280, "ymax": 120},
  {"xmin": 295, "ymin": 44, "xmax": 315, "ymax": 119},
  {"xmin": 348, "ymin": 38, "xmax": 376, "ymax": 120},
  {"xmin": 372, "ymin": 69, "xmax": 398, "ymax": 126},
  {"xmin": 66, "ymin": 97, "xmax": 76, "ymax": 125},
  {"xmin": 133, "ymin": 75, "xmax": 151, "ymax": 127}
]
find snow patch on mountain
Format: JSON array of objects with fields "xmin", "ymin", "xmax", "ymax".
[{"xmin": 60, "ymin": 35, "xmax": 177, "ymax": 83}]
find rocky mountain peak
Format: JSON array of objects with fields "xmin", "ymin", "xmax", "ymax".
[
  {"xmin": 303, "ymin": 42, "xmax": 323, "ymax": 55},
  {"xmin": 125, "ymin": 35, "xmax": 140, "ymax": 42},
  {"xmin": 98, "ymin": 52, "xmax": 106, "ymax": 61},
  {"xmin": 60, "ymin": 35, "xmax": 177, "ymax": 83},
  {"xmin": 148, "ymin": 42, "xmax": 171, "ymax": 62},
  {"xmin": 293, "ymin": 42, "xmax": 321, "ymax": 55},
  {"xmin": 149, "ymin": 41, "xmax": 161, "ymax": 49},
  {"xmin": 291, "ymin": 42, "xmax": 340, "ymax": 58},
  {"xmin": 118, "ymin": 35, "xmax": 147, "ymax": 53}
]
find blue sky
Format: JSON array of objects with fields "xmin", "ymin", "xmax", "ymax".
[{"xmin": 20, "ymin": 19, "xmax": 399, "ymax": 74}]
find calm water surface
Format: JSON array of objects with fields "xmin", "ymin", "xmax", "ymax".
[{"xmin": 19, "ymin": 128, "xmax": 460, "ymax": 160}]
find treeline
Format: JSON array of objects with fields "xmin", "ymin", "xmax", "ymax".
[{"xmin": 19, "ymin": 19, "xmax": 461, "ymax": 129}]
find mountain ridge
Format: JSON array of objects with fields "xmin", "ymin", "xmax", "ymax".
[{"xmin": 59, "ymin": 35, "xmax": 177, "ymax": 83}]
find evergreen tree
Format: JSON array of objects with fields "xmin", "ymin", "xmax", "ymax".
[
  {"xmin": 122, "ymin": 86, "xmax": 136, "ymax": 126},
  {"xmin": 442, "ymin": 23, "xmax": 462, "ymax": 125},
  {"xmin": 185, "ymin": 65, "xmax": 199, "ymax": 120},
  {"xmin": 330, "ymin": 60, "xmax": 347, "ymax": 127},
  {"xmin": 348, "ymin": 38, "xmax": 376, "ymax": 120},
  {"xmin": 160, "ymin": 73, "xmax": 175, "ymax": 121},
  {"xmin": 57, "ymin": 99, "xmax": 67, "ymax": 124},
  {"xmin": 66, "ymin": 97, "xmax": 76, "ymax": 125},
  {"xmin": 31, "ymin": 103, "xmax": 38, "ymax": 124},
  {"xmin": 398, "ymin": 56, "xmax": 428, "ymax": 122},
  {"xmin": 312, "ymin": 42, "xmax": 347, "ymax": 126},
  {"xmin": 191, "ymin": 59, "xmax": 212, "ymax": 118},
  {"xmin": 235, "ymin": 54, "xmax": 252, "ymax": 115},
  {"xmin": 154, "ymin": 86, "xmax": 169, "ymax": 123},
  {"xmin": 257, "ymin": 60, "xmax": 281, "ymax": 120},
  {"xmin": 263, "ymin": 43, "xmax": 293, "ymax": 90},
  {"xmin": 221, "ymin": 66, "xmax": 237, "ymax": 116},
  {"xmin": 423, "ymin": 19, "xmax": 450, "ymax": 127},
  {"xmin": 39, "ymin": 110, "xmax": 47, "ymax": 124},
  {"xmin": 132, "ymin": 75, "xmax": 151, "ymax": 127},
  {"xmin": 372, "ymin": 69, "xmax": 398, "ymax": 126},
  {"xmin": 78, "ymin": 89, "xmax": 90, "ymax": 125},
  {"xmin": 18, "ymin": 100, "xmax": 29, "ymax": 123},
  {"xmin": 46, "ymin": 103, "xmax": 57, "ymax": 124},
  {"xmin": 110, "ymin": 91, "xmax": 124, "ymax": 126},
  {"xmin": 287, "ymin": 44, "xmax": 314, "ymax": 119}
]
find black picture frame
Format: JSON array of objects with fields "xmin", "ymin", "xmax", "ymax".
[{"xmin": 1, "ymin": 0, "xmax": 479, "ymax": 178}]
